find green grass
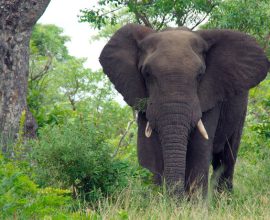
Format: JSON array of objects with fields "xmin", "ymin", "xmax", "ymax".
[
  {"xmin": 72, "ymin": 157, "xmax": 270, "ymax": 220},
  {"xmin": 2, "ymin": 105, "xmax": 270, "ymax": 219},
  {"xmin": 1, "ymin": 156, "xmax": 269, "ymax": 219},
  {"xmin": 2, "ymin": 141, "xmax": 269, "ymax": 219}
]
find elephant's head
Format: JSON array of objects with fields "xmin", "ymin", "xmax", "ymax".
[{"xmin": 99, "ymin": 24, "xmax": 269, "ymax": 194}]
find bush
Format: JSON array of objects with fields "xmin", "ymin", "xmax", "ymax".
[
  {"xmin": 240, "ymin": 75, "xmax": 270, "ymax": 162},
  {"xmin": 0, "ymin": 154, "xmax": 70, "ymax": 219},
  {"xmin": 29, "ymin": 117, "xmax": 134, "ymax": 202}
]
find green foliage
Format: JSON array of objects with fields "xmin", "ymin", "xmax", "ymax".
[
  {"xmin": 206, "ymin": 0, "xmax": 270, "ymax": 33},
  {"xmin": 28, "ymin": 24, "xmax": 71, "ymax": 127},
  {"xmin": 29, "ymin": 117, "xmax": 138, "ymax": 202},
  {"xmin": 27, "ymin": 23, "xmax": 144, "ymax": 205},
  {"xmin": 205, "ymin": 0, "xmax": 270, "ymax": 55},
  {"xmin": 19, "ymin": 4, "xmax": 270, "ymax": 218},
  {"xmin": 28, "ymin": 24, "xmax": 118, "ymax": 129},
  {"xmin": 61, "ymin": 157, "xmax": 270, "ymax": 219},
  {"xmin": 240, "ymin": 75, "xmax": 270, "ymax": 162},
  {"xmin": 134, "ymin": 98, "xmax": 148, "ymax": 112},
  {"xmin": 80, "ymin": 0, "xmax": 221, "ymax": 32},
  {"xmin": 0, "ymin": 154, "xmax": 71, "ymax": 219},
  {"xmin": 30, "ymin": 24, "xmax": 70, "ymax": 60}
]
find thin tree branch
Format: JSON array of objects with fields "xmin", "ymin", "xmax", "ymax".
[
  {"xmin": 95, "ymin": 6, "xmax": 126, "ymax": 17},
  {"xmin": 31, "ymin": 55, "xmax": 52, "ymax": 81},
  {"xmin": 112, "ymin": 119, "xmax": 135, "ymax": 158},
  {"xmin": 181, "ymin": 8, "xmax": 194, "ymax": 26},
  {"xmin": 66, "ymin": 75, "xmax": 80, "ymax": 111},
  {"xmin": 156, "ymin": 14, "xmax": 167, "ymax": 30},
  {"xmin": 190, "ymin": 4, "xmax": 218, "ymax": 30},
  {"xmin": 68, "ymin": 95, "xmax": 76, "ymax": 111},
  {"xmin": 134, "ymin": 10, "xmax": 153, "ymax": 28}
]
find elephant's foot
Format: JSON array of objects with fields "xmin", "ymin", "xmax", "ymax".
[{"xmin": 152, "ymin": 173, "xmax": 162, "ymax": 185}]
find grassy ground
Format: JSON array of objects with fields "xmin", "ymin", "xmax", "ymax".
[
  {"xmin": 1, "ymin": 149, "xmax": 269, "ymax": 219},
  {"xmin": 74, "ymin": 157, "xmax": 270, "ymax": 220},
  {"xmin": 2, "ymin": 110, "xmax": 270, "ymax": 219}
]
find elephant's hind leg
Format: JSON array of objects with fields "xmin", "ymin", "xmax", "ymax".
[
  {"xmin": 211, "ymin": 93, "xmax": 248, "ymax": 193},
  {"xmin": 211, "ymin": 120, "xmax": 244, "ymax": 193}
]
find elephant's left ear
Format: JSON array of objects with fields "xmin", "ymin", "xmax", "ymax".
[
  {"xmin": 99, "ymin": 24, "xmax": 155, "ymax": 108},
  {"xmin": 197, "ymin": 29, "xmax": 270, "ymax": 112}
]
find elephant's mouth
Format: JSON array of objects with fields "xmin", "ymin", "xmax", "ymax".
[{"xmin": 144, "ymin": 119, "xmax": 208, "ymax": 140}]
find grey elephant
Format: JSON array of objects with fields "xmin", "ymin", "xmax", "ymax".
[{"xmin": 99, "ymin": 24, "xmax": 269, "ymax": 197}]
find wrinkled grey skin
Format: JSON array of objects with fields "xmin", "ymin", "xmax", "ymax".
[{"xmin": 99, "ymin": 24, "xmax": 269, "ymax": 197}]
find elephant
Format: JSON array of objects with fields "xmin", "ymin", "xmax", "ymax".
[{"xmin": 99, "ymin": 24, "xmax": 270, "ymax": 197}]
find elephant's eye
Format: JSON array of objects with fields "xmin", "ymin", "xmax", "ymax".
[
  {"xmin": 144, "ymin": 71, "xmax": 151, "ymax": 78},
  {"xmin": 197, "ymin": 65, "xmax": 206, "ymax": 82},
  {"xmin": 197, "ymin": 73, "xmax": 203, "ymax": 82},
  {"xmin": 202, "ymin": 52, "xmax": 207, "ymax": 60},
  {"xmin": 139, "ymin": 66, "xmax": 143, "ymax": 74},
  {"xmin": 142, "ymin": 65, "xmax": 151, "ymax": 78}
]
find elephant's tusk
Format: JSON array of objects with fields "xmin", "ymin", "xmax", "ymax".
[
  {"xmin": 197, "ymin": 119, "xmax": 209, "ymax": 140},
  {"xmin": 145, "ymin": 121, "xmax": 152, "ymax": 138}
]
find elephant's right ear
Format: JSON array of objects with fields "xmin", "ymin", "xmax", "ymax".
[
  {"xmin": 197, "ymin": 29, "xmax": 269, "ymax": 112},
  {"xmin": 99, "ymin": 24, "xmax": 155, "ymax": 108}
]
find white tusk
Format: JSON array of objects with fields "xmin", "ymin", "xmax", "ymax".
[
  {"xmin": 145, "ymin": 121, "xmax": 152, "ymax": 138},
  {"xmin": 197, "ymin": 119, "xmax": 209, "ymax": 140}
]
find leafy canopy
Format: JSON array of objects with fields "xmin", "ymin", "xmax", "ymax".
[
  {"xmin": 205, "ymin": 0, "xmax": 270, "ymax": 54},
  {"xmin": 80, "ymin": 0, "xmax": 221, "ymax": 31}
]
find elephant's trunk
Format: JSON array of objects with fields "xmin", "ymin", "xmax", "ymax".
[{"xmin": 157, "ymin": 102, "xmax": 192, "ymax": 195}]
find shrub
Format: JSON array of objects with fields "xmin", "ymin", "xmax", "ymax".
[
  {"xmin": 240, "ymin": 75, "xmax": 270, "ymax": 162},
  {"xmin": 0, "ymin": 154, "xmax": 70, "ymax": 219},
  {"xmin": 29, "ymin": 117, "xmax": 133, "ymax": 202}
]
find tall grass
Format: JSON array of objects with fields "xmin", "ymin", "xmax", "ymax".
[
  {"xmin": 1, "ymin": 139, "xmax": 269, "ymax": 219},
  {"xmin": 75, "ymin": 157, "xmax": 270, "ymax": 220}
]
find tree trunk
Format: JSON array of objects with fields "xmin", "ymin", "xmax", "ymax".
[{"xmin": 0, "ymin": 0, "xmax": 51, "ymax": 152}]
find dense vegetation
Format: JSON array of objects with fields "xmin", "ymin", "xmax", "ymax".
[{"xmin": 1, "ymin": 0, "xmax": 270, "ymax": 218}]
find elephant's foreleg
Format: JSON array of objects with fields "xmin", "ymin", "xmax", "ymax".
[
  {"xmin": 185, "ymin": 106, "xmax": 220, "ymax": 197},
  {"xmin": 152, "ymin": 173, "xmax": 163, "ymax": 185}
]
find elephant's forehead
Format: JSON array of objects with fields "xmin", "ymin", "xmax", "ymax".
[
  {"xmin": 139, "ymin": 30, "xmax": 206, "ymax": 74},
  {"xmin": 140, "ymin": 30, "xmax": 203, "ymax": 51}
]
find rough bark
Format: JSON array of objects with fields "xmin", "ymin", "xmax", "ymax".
[{"xmin": 0, "ymin": 0, "xmax": 51, "ymax": 152}]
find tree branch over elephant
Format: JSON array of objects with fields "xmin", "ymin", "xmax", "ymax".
[{"xmin": 99, "ymin": 24, "xmax": 270, "ymax": 197}]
